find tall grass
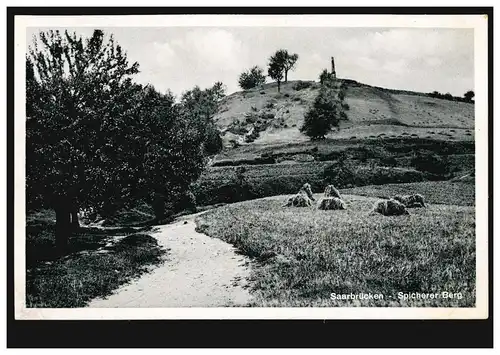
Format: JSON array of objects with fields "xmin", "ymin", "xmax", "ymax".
[
  {"xmin": 342, "ymin": 181, "xmax": 475, "ymax": 206},
  {"xmin": 196, "ymin": 191, "xmax": 475, "ymax": 307},
  {"xmin": 26, "ymin": 215, "xmax": 166, "ymax": 308}
]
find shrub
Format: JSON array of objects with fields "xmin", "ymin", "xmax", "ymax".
[
  {"xmin": 171, "ymin": 189, "xmax": 197, "ymax": 214},
  {"xmin": 238, "ymin": 66, "xmax": 266, "ymax": 90},
  {"xmin": 229, "ymin": 139, "xmax": 240, "ymax": 148},
  {"xmin": 464, "ymin": 90, "xmax": 475, "ymax": 103},
  {"xmin": 293, "ymin": 81, "xmax": 313, "ymax": 91},
  {"xmin": 300, "ymin": 79, "xmax": 342, "ymax": 139},
  {"xmin": 319, "ymin": 69, "xmax": 331, "ymax": 84},
  {"xmin": 323, "ymin": 158, "xmax": 358, "ymax": 188},
  {"xmin": 227, "ymin": 124, "xmax": 248, "ymax": 135},
  {"xmin": 265, "ymin": 101, "xmax": 275, "ymax": 109},
  {"xmin": 245, "ymin": 113, "xmax": 258, "ymax": 124},
  {"xmin": 411, "ymin": 152, "xmax": 451, "ymax": 177},
  {"xmin": 203, "ymin": 123, "xmax": 223, "ymax": 155},
  {"xmin": 323, "ymin": 162, "xmax": 426, "ymax": 188},
  {"xmin": 337, "ymin": 89, "xmax": 346, "ymax": 101}
]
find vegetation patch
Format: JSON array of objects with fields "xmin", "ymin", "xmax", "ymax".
[
  {"xmin": 193, "ymin": 161, "xmax": 430, "ymax": 206},
  {"xmin": 26, "ymin": 214, "xmax": 166, "ymax": 308},
  {"xmin": 293, "ymin": 80, "xmax": 314, "ymax": 91},
  {"xmin": 341, "ymin": 180, "xmax": 475, "ymax": 206},
  {"xmin": 196, "ymin": 192, "xmax": 475, "ymax": 307}
]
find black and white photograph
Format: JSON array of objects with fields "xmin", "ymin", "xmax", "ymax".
[{"xmin": 11, "ymin": 10, "xmax": 490, "ymax": 324}]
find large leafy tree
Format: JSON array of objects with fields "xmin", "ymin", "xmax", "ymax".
[
  {"xmin": 179, "ymin": 82, "xmax": 225, "ymax": 156},
  {"xmin": 27, "ymin": 29, "xmax": 143, "ymax": 252},
  {"xmin": 138, "ymin": 85, "xmax": 207, "ymax": 221},
  {"xmin": 26, "ymin": 29, "xmax": 208, "ymax": 253}
]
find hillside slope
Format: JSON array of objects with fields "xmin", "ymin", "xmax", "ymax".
[{"xmin": 213, "ymin": 79, "xmax": 475, "ymax": 148}]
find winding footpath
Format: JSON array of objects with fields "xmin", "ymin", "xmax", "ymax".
[{"xmin": 88, "ymin": 213, "xmax": 252, "ymax": 308}]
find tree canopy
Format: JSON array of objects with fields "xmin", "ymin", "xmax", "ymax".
[
  {"xmin": 267, "ymin": 49, "xmax": 299, "ymax": 92},
  {"xmin": 464, "ymin": 90, "xmax": 475, "ymax": 102},
  {"xmin": 278, "ymin": 49, "xmax": 299, "ymax": 83},
  {"xmin": 300, "ymin": 70, "xmax": 343, "ymax": 140},
  {"xmin": 268, "ymin": 56, "xmax": 284, "ymax": 93},
  {"xmin": 238, "ymin": 66, "xmax": 266, "ymax": 90},
  {"xmin": 26, "ymin": 29, "xmax": 217, "ymax": 252}
]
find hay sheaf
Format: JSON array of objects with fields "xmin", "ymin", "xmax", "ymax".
[
  {"xmin": 372, "ymin": 199, "xmax": 409, "ymax": 216},
  {"xmin": 283, "ymin": 183, "xmax": 315, "ymax": 207},
  {"xmin": 324, "ymin": 184, "xmax": 342, "ymax": 199},
  {"xmin": 393, "ymin": 194, "xmax": 426, "ymax": 208},
  {"xmin": 318, "ymin": 197, "xmax": 346, "ymax": 210}
]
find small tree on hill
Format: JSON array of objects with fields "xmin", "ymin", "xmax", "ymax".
[
  {"xmin": 278, "ymin": 49, "xmax": 299, "ymax": 83},
  {"xmin": 464, "ymin": 90, "xmax": 475, "ymax": 103},
  {"xmin": 268, "ymin": 61, "xmax": 284, "ymax": 93},
  {"xmin": 300, "ymin": 86, "xmax": 341, "ymax": 140},
  {"xmin": 238, "ymin": 66, "xmax": 266, "ymax": 90},
  {"xmin": 319, "ymin": 69, "xmax": 330, "ymax": 84},
  {"xmin": 443, "ymin": 92, "xmax": 454, "ymax": 101},
  {"xmin": 301, "ymin": 69, "xmax": 344, "ymax": 140},
  {"xmin": 267, "ymin": 49, "xmax": 299, "ymax": 87}
]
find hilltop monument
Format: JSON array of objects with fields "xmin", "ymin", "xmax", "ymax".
[{"xmin": 331, "ymin": 56, "xmax": 337, "ymax": 79}]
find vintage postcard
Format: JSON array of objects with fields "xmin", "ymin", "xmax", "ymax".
[{"xmin": 13, "ymin": 12, "xmax": 489, "ymax": 320}]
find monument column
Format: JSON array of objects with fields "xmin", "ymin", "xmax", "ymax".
[{"xmin": 331, "ymin": 56, "xmax": 337, "ymax": 79}]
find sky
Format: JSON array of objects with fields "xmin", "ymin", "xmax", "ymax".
[{"xmin": 26, "ymin": 26, "xmax": 474, "ymax": 99}]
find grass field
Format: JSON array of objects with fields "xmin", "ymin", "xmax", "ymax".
[
  {"xmin": 26, "ymin": 210, "xmax": 166, "ymax": 307},
  {"xmin": 342, "ymin": 180, "xmax": 475, "ymax": 206},
  {"xmin": 195, "ymin": 182, "xmax": 476, "ymax": 307}
]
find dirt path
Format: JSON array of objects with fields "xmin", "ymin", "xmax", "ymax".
[{"xmin": 87, "ymin": 213, "xmax": 252, "ymax": 308}]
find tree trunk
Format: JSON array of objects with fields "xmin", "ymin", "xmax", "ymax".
[
  {"xmin": 55, "ymin": 205, "xmax": 71, "ymax": 255},
  {"xmin": 285, "ymin": 70, "xmax": 288, "ymax": 83},
  {"xmin": 277, "ymin": 80, "xmax": 281, "ymax": 93},
  {"xmin": 70, "ymin": 208, "xmax": 80, "ymax": 229},
  {"xmin": 152, "ymin": 193, "xmax": 166, "ymax": 222}
]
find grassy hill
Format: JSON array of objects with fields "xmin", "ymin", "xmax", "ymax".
[
  {"xmin": 214, "ymin": 79, "xmax": 474, "ymax": 149},
  {"xmin": 195, "ymin": 81, "xmax": 476, "ymax": 307},
  {"xmin": 190, "ymin": 78, "xmax": 475, "ymax": 207}
]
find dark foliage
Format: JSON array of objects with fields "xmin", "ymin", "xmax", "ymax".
[
  {"xmin": 411, "ymin": 152, "xmax": 453, "ymax": 177},
  {"xmin": 238, "ymin": 66, "xmax": 266, "ymax": 90},
  {"xmin": 464, "ymin": 90, "xmax": 475, "ymax": 103},
  {"xmin": 26, "ymin": 29, "xmax": 218, "ymax": 251},
  {"xmin": 427, "ymin": 90, "xmax": 472, "ymax": 103},
  {"xmin": 293, "ymin": 81, "xmax": 313, "ymax": 91},
  {"xmin": 300, "ymin": 74, "xmax": 343, "ymax": 139}
]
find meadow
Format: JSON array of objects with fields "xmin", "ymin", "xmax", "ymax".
[
  {"xmin": 26, "ymin": 210, "xmax": 166, "ymax": 307},
  {"xmin": 342, "ymin": 180, "xmax": 475, "ymax": 206},
  {"xmin": 195, "ymin": 181, "xmax": 476, "ymax": 307}
]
